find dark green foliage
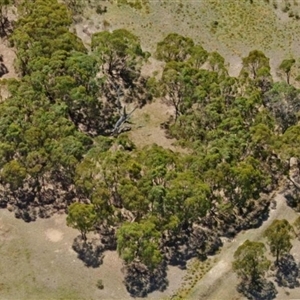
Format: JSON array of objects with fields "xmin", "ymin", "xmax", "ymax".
[
  {"xmin": 233, "ymin": 240, "xmax": 271, "ymax": 284},
  {"xmin": 263, "ymin": 82, "xmax": 300, "ymax": 132},
  {"xmin": 155, "ymin": 33, "xmax": 195, "ymax": 62},
  {"xmin": 91, "ymin": 29, "xmax": 148, "ymax": 80},
  {"xmin": 264, "ymin": 219, "xmax": 294, "ymax": 265},
  {"xmin": 1, "ymin": 160, "xmax": 26, "ymax": 190},
  {"xmin": 117, "ymin": 220, "xmax": 162, "ymax": 269},
  {"xmin": 67, "ymin": 202, "xmax": 97, "ymax": 241}
]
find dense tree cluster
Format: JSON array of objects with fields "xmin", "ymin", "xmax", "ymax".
[
  {"xmin": 0, "ymin": 0, "xmax": 149, "ymax": 221},
  {"xmin": 1, "ymin": 0, "xmax": 300, "ymax": 296}
]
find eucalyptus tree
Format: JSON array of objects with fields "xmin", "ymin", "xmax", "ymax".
[
  {"xmin": 264, "ymin": 219, "xmax": 294, "ymax": 265},
  {"xmin": 279, "ymin": 58, "xmax": 295, "ymax": 84},
  {"xmin": 233, "ymin": 240, "xmax": 271, "ymax": 285},
  {"xmin": 67, "ymin": 202, "xmax": 97, "ymax": 241},
  {"xmin": 155, "ymin": 33, "xmax": 194, "ymax": 62},
  {"xmin": 117, "ymin": 219, "xmax": 162, "ymax": 270}
]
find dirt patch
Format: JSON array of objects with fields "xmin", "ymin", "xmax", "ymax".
[
  {"xmin": 0, "ymin": 41, "xmax": 17, "ymax": 79},
  {"xmin": 45, "ymin": 229, "xmax": 64, "ymax": 243}
]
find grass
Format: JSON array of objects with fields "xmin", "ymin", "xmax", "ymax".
[
  {"xmin": 76, "ymin": 0, "xmax": 300, "ymax": 80},
  {"xmin": 169, "ymin": 257, "xmax": 213, "ymax": 300}
]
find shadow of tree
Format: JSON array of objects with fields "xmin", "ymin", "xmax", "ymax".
[
  {"xmin": 275, "ymin": 254, "xmax": 300, "ymax": 288},
  {"xmin": 98, "ymin": 225, "xmax": 117, "ymax": 251},
  {"xmin": 123, "ymin": 261, "xmax": 168, "ymax": 297},
  {"xmin": 0, "ymin": 17, "xmax": 14, "ymax": 38},
  {"xmin": 72, "ymin": 236, "xmax": 104, "ymax": 268},
  {"xmin": 237, "ymin": 279, "xmax": 277, "ymax": 300},
  {"xmin": 0, "ymin": 55, "xmax": 8, "ymax": 78},
  {"xmin": 162, "ymin": 226, "xmax": 221, "ymax": 269}
]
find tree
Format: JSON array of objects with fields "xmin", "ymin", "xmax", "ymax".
[
  {"xmin": 293, "ymin": 216, "xmax": 300, "ymax": 239},
  {"xmin": 279, "ymin": 125, "xmax": 300, "ymax": 159},
  {"xmin": 188, "ymin": 45, "xmax": 208, "ymax": 69},
  {"xmin": 155, "ymin": 33, "xmax": 194, "ymax": 62},
  {"xmin": 91, "ymin": 29, "xmax": 147, "ymax": 79},
  {"xmin": 117, "ymin": 220, "xmax": 162, "ymax": 270},
  {"xmin": 160, "ymin": 61, "xmax": 202, "ymax": 120},
  {"xmin": 67, "ymin": 202, "xmax": 97, "ymax": 241},
  {"xmin": 1, "ymin": 160, "xmax": 26, "ymax": 190},
  {"xmin": 241, "ymin": 50, "xmax": 270, "ymax": 80},
  {"xmin": 166, "ymin": 171, "xmax": 211, "ymax": 227},
  {"xmin": 264, "ymin": 219, "xmax": 294, "ymax": 265},
  {"xmin": 279, "ymin": 58, "xmax": 295, "ymax": 84},
  {"xmin": 64, "ymin": 0, "xmax": 84, "ymax": 14},
  {"xmin": 160, "ymin": 61, "xmax": 190, "ymax": 120},
  {"xmin": 207, "ymin": 51, "xmax": 227, "ymax": 76},
  {"xmin": 233, "ymin": 240, "xmax": 271, "ymax": 285},
  {"xmin": 91, "ymin": 29, "xmax": 149, "ymax": 131},
  {"xmin": 225, "ymin": 157, "xmax": 269, "ymax": 207},
  {"xmin": 263, "ymin": 82, "xmax": 300, "ymax": 132}
]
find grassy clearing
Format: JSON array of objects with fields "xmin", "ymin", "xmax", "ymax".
[{"xmin": 127, "ymin": 99, "xmax": 179, "ymax": 150}]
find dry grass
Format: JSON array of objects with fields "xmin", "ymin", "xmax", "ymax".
[
  {"xmin": 77, "ymin": 0, "xmax": 300, "ymax": 79},
  {"xmin": 0, "ymin": 209, "xmax": 185, "ymax": 300},
  {"xmin": 127, "ymin": 99, "xmax": 178, "ymax": 150}
]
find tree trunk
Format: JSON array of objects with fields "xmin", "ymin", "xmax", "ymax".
[{"xmin": 81, "ymin": 231, "xmax": 87, "ymax": 242}]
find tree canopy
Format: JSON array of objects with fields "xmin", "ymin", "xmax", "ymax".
[
  {"xmin": 1, "ymin": 1, "xmax": 300, "ymax": 295},
  {"xmin": 264, "ymin": 219, "xmax": 294, "ymax": 265},
  {"xmin": 233, "ymin": 240, "xmax": 271, "ymax": 285}
]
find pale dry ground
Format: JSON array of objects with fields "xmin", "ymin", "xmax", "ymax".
[
  {"xmin": 0, "ymin": 6, "xmax": 18, "ymax": 101},
  {"xmin": 0, "ymin": 209, "xmax": 185, "ymax": 300},
  {"xmin": 187, "ymin": 193, "xmax": 300, "ymax": 300},
  {"xmin": 0, "ymin": 41, "xmax": 17, "ymax": 80},
  {"xmin": 0, "ymin": 7, "xmax": 18, "ymax": 80},
  {"xmin": 127, "ymin": 100, "xmax": 180, "ymax": 151},
  {"xmin": 0, "ymin": 39, "xmax": 17, "ymax": 101}
]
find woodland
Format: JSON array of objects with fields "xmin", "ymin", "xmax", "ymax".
[{"xmin": 1, "ymin": 0, "xmax": 300, "ymax": 298}]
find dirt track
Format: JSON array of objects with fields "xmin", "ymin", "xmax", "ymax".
[{"xmin": 188, "ymin": 193, "xmax": 300, "ymax": 300}]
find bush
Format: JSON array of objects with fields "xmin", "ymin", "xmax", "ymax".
[
  {"xmin": 96, "ymin": 5, "xmax": 107, "ymax": 15},
  {"xmin": 96, "ymin": 279, "xmax": 104, "ymax": 289}
]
